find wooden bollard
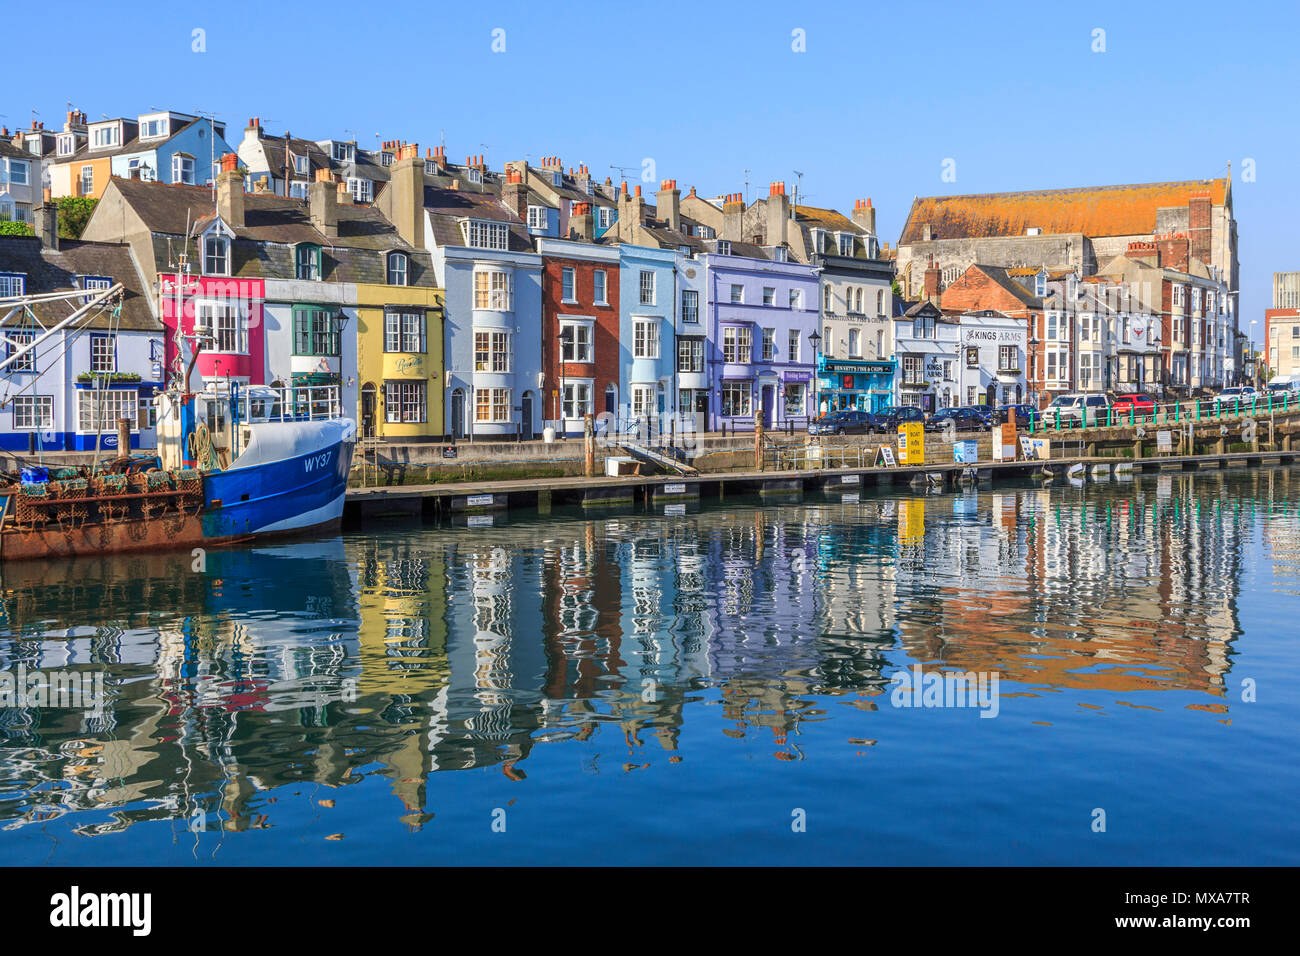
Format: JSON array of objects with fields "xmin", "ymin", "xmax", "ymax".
[
  {"xmin": 117, "ymin": 417, "xmax": 131, "ymax": 455},
  {"xmin": 583, "ymin": 413, "xmax": 595, "ymax": 477}
]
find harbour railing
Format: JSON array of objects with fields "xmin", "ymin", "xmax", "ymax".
[{"xmin": 1026, "ymin": 391, "xmax": 1299, "ymax": 433}]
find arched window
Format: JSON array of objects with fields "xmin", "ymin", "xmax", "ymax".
[{"xmin": 387, "ymin": 252, "xmax": 408, "ymax": 286}]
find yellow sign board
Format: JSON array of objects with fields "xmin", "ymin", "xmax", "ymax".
[
  {"xmin": 899, "ymin": 499, "xmax": 926, "ymax": 545},
  {"xmin": 897, "ymin": 422, "xmax": 925, "ymax": 465}
]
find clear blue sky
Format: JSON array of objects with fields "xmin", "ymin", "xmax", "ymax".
[{"xmin": 8, "ymin": 0, "xmax": 1296, "ymax": 336}]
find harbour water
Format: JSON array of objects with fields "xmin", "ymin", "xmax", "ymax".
[{"xmin": 1, "ymin": 468, "xmax": 1297, "ymax": 866}]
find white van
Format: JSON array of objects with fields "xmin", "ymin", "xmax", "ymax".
[{"xmin": 1046, "ymin": 393, "xmax": 1111, "ymax": 427}]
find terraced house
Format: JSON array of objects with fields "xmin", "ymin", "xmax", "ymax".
[
  {"xmin": 49, "ymin": 110, "xmax": 234, "ymax": 198},
  {"xmin": 81, "ymin": 154, "xmax": 432, "ymax": 432},
  {"xmin": 379, "ymin": 150, "xmax": 542, "ymax": 440}
]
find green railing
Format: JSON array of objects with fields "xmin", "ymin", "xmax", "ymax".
[{"xmin": 1027, "ymin": 391, "xmax": 1292, "ymax": 434}]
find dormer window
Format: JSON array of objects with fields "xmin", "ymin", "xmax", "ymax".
[
  {"xmin": 201, "ymin": 227, "xmax": 232, "ymax": 276},
  {"xmin": 772, "ymin": 246, "xmax": 788, "ymax": 263},
  {"xmin": 25, "ymin": 137, "xmax": 40, "ymax": 156},
  {"xmin": 1034, "ymin": 270, "xmax": 1047, "ymax": 297},
  {"xmin": 331, "ymin": 142, "xmax": 355, "ymax": 163},
  {"xmin": 57, "ymin": 134, "xmax": 74, "ymax": 157},
  {"xmin": 467, "ymin": 167, "xmax": 482, "ymax": 185},
  {"xmin": 810, "ymin": 228, "xmax": 825, "ymax": 253},
  {"xmin": 387, "ymin": 252, "xmax": 409, "ymax": 286},
  {"xmin": 551, "ymin": 171, "xmax": 562, "ymax": 188},
  {"xmin": 292, "ymin": 153, "xmax": 309, "ymax": 175},
  {"xmin": 425, "ymin": 160, "xmax": 438, "ymax": 176},
  {"xmin": 139, "ymin": 117, "xmax": 169, "ymax": 139},
  {"xmin": 90, "ymin": 124, "xmax": 119, "ymax": 149},
  {"xmin": 585, "ymin": 180, "xmax": 594, "ymax": 195},
  {"xmin": 527, "ymin": 205, "xmax": 546, "ymax": 230},
  {"xmin": 79, "ymin": 275, "xmax": 112, "ymax": 303},
  {"xmin": 463, "ymin": 220, "xmax": 509, "ymax": 251},
  {"xmin": 296, "ymin": 243, "xmax": 322, "ymax": 281},
  {"xmin": 716, "ymin": 240, "xmax": 731, "ymax": 256},
  {"xmin": 837, "ymin": 233, "xmax": 854, "ymax": 256},
  {"xmin": 380, "ymin": 151, "xmax": 394, "ymax": 167},
  {"xmin": 0, "ymin": 272, "xmax": 26, "ymax": 297}
]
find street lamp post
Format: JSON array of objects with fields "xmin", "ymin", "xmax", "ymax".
[
  {"xmin": 1249, "ymin": 319, "xmax": 1258, "ymax": 387},
  {"xmin": 808, "ymin": 328, "xmax": 823, "ymax": 423}
]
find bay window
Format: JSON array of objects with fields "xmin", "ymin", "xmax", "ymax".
[
  {"xmin": 474, "ymin": 330, "xmax": 512, "ymax": 372},
  {"xmin": 475, "ymin": 387, "xmax": 512, "ymax": 422},
  {"xmin": 474, "ymin": 270, "xmax": 512, "ymax": 310},
  {"xmin": 633, "ymin": 319, "xmax": 660, "ymax": 358}
]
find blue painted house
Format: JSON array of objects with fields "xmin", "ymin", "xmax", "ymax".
[
  {"xmin": 616, "ymin": 243, "xmax": 677, "ymax": 430},
  {"xmin": 110, "ymin": 111, "xmax": 235, "ymax": 187}
]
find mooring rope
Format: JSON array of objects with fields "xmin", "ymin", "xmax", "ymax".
[{"xmin": 187, "ymin": 423, "xmax": 219, "ymax": 472}]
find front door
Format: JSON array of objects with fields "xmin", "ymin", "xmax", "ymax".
[
  {"xmin": 761, "ymin": 385, "xmax": 776, "ymax": 426},
  {"xmin": 360, "ymin": 383, "xmax": 376, "ymax": 438},
  {"xmin": 451, "ymin": 389, "xmax": 465, "ymax": 440},
  {"xmin": 521, "ymin": 392, "xmax": 534, "ymax": 440}
]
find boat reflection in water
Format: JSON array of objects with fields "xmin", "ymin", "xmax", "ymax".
[{"xmin": 1, "ymin": 468, "xmax": 1294, "ymax": 863}]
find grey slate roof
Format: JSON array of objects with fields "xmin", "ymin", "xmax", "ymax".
[
  {"xmin": 0, "ymin": 235, "xmax": 158, "ymax": 330},
  {"xmin": 108, "ymin": 179, "xmax": 436, "ymax": 286},
  {"xmin": 422, "ymin": 185, "xmax": 532, "ymax": 252}
]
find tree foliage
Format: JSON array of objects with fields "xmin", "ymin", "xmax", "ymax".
[
  {"xmin": 55, "ymin": 196, "xmax": 97, "ymax": 239},
  {"xmin": 0, "ymin": 220, "xmax": 34, "ymax": 236}
]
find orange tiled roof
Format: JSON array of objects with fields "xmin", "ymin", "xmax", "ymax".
[{"xmin": 900, "ymin": 178, "xmax": 1228, "ymax": 245}]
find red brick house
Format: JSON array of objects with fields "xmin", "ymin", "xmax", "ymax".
[{"xmin": 537, "ymin": 235, "xmax": 621, "ymax": 435}]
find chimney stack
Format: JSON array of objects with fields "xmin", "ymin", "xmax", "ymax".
[
  {"xmin": 216, "ymin": 152, "xmax": 245, "ymax": 229},
  {"xmin": 309, "ymin": 168, "xmax": 339, "ymax": 237},
  {"xmin": 392, "ymin": 144, "xmax": 424, "ymax": 248},
  {"xmin": 1126, "ymin": 240, "xmax": 1159, "ymax": 267},
  {"xmin": 1155, "ymin": 232, "xmax": 1189, "ymax": 273},
  {"xmin": 657, "ymin": 179, "xmax": 681, "ymax": 232},
  {"xmin": 722, "ymin": 192, "xmax": 745, "ymax": 241},
  {"xmin": 923, "ymin": 255, "xmax": 941, "ymax": 305},
  {"xmin": 766, "ymin": 181, "xmax": 789, "ymax": 248},
  {"xmin": 502, "ymin": 167, "xmax": 528, "ymax": 218},
  {"xmin": 852, "ymin": 198, "xmax": 876, "ymax": 236},
  {"xmin": 570, "ymin": 201, "xmax": 594, "ymax": 241},
  {"xmin": 1188, "ymin": 192, "xmax": 1212, "ymax": 265},
  {"xmin": 35, "ymin": 202, "xmax": 58, "ymax": 251}
]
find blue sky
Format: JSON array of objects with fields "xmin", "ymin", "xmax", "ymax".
[{"xmin": 8, "ymin": 0, "xmax": 1296, "ymax": 336}]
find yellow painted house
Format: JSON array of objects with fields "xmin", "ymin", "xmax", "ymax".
[{"xmin": 355, "ymin": 273, "xmax": 445, "ymax": 440}]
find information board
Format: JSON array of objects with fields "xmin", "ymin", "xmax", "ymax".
[
  {"xmin": 897, "ymin": 422, "xmax": 925, "ymax": 465},
  {"xmin": 876, "ymin": 445, "xmax": 897, "ymax": 467}
]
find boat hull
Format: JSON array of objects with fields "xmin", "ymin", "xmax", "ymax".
[{"xmin": 0, "ymin": 432, "xmax": 355, "ymax": 562}]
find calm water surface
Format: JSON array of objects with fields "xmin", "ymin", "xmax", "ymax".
[{"xmin": 1, "ymin": 469, "xmax": 1297, "ymax": 865}]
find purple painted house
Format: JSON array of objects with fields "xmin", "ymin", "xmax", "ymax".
[{"xmin": 705, "ymin": 249, "xmax": 820, "ymax": 430}]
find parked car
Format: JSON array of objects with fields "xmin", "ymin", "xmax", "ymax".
[
  {"xmin": 808, "ymin": 409, "xmax": 875, "ymax": 436},
  {"xmin": 926, "ymin": 406, "xmax": 993, "ymax": 432},
  {"xmin": 1045, "ymin": 393, "xmax": 1111, "ymax": 427},
  {"xmin": 1212, "ymin": 385, "xmax": 1257, "ymax": 409},
  {"xmin": 998, "ymin": 403, "xmax": 1037, "ymax": 428},
  {"xmin": 874, "ymin": 406, "xmax": 926, "ymax": 433},
  {"xmin": 1112, "ymin": 392, "xmax": 1156, "ymax": 416}
]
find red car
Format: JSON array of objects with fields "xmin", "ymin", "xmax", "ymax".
[{"xmin": 1112, "ymin": 392, "xmax": 1156, "ymax": 416}]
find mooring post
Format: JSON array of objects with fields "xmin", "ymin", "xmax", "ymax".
[
  {"xmin": 117, "ymin": 417, "xmax": 131, "ymax": 455},
  {"xmin": 583, "ymin": 413, "xmax": 595, "ymax": 478}
]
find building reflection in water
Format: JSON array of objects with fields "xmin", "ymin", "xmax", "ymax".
[{"xmin": 1, "ymin": 468, "xmax": 1281, "ymax": 835}]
